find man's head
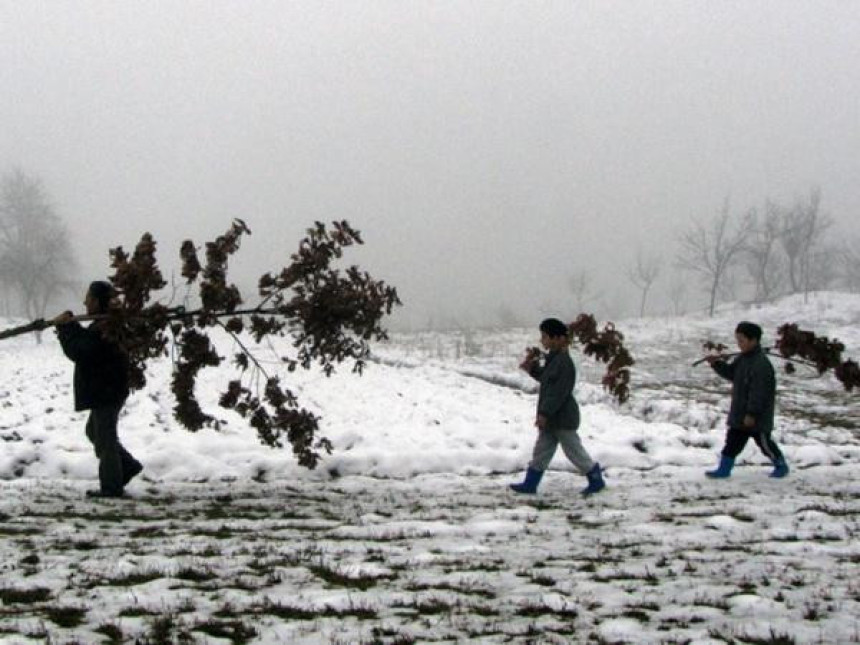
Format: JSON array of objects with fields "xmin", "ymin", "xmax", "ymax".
[
  {"xmin": 539, "ymin": 318, "xmax": 569, "ymax": 350},
  {"xmin": 735, "ymin": 321, "xmax": 762, "ymax": 353},
  {"xmin": 85, "ymin": 281, "xmax": 115, "ymax": 314}
]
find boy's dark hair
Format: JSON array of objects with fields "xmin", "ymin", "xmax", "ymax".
[
  {"xmin": 88, "ymin": 281, "xmax": 115, "ymax": 313},
  {"xmin": 735, "ymin": 321, "xmax": 763, "ymax": 342},
  {"xmin": 539, "ymin": 318, "xmax": 569, "ymax": 339}
]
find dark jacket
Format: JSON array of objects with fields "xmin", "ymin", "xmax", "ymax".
[
  {"xmin": 528, "ymin": 349, "xmax": 581, "ymax": 431},
  {"xmin": 56, "ymin": 321, "xmax": 130, "ymax": 411},
  {"xmin": 711, "ymin": 345, "xmax": 776, "ymax": 433}
]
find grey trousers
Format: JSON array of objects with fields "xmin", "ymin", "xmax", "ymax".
[
  {"xmin": 85, "ymin": 404, "xmax": 136, "ymax": 495},
  {"xmin": 528, "ymin": 427, "xmax": 595, "ymax": 475}
]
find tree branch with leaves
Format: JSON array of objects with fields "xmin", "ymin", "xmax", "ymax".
[
  {"xmin": 521, "ymin": 313, "xmax": 635, "ymax": 404},
  {"xmin": 694, "ymin": 325, "xmax": 858, "ymax": 393},
  {"xmin": 63, "ymin": 219, "xmax": 400, "ymax": 468}
]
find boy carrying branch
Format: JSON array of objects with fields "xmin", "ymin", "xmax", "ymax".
[
  {"xmin": 509, "ymin": 318, "xmax": 606, "ymax": 496},
  {"xmin": 704, "ymin": 321, "xmax": 789, "ymax": 479},
  {"xmin": 53, "ymin": 281, "xmax": 143, "ymax": 498}
]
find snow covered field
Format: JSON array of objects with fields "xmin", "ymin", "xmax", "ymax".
[{"xmin": 1, "ymin": 293, "xmax": 858, "ymax": 644}]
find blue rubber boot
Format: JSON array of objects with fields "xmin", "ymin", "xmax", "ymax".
[
  {"xmin": 581, "ymin": 463, "xmax": 606, "ymax": 496},
  {"xmin": 769, "ymin": 458, "xmax": 789, "ymax": 478},
  {"xmin": 509, "ymin": 467, "xmax": 543, "ymax": 494},
  {"xmin": 705, "ymin": 455, "xmax": 735, "ymax": 479}
]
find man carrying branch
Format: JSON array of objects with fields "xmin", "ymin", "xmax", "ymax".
[
  {"xmin": 53, "ymin": 281, "xmax": 143, "ymax": 498},
  {"xmin": 704, "ymin": 321, "xmax": 789, "ymax": 480}
]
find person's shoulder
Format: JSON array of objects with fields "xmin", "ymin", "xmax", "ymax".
[
  {"xmin": 557, "ymin": 349, "xmax": 575, "ymax": 368},
  {"xmin": 752, "ymin": 348, "xmax": 775, "ymax": 370}
]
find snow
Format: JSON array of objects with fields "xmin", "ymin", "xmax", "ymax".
[{"xmin": 0, "ymin": 291, "xmax": 859, "ymax": 643}]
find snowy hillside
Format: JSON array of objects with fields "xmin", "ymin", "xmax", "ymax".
[
  {"xmin": 0, "ymin": 292, "xmax": 858, "ymax": 643},
  {"xmin": 2, "ymin": 292, "xmax": 858, "ymax": 484}
]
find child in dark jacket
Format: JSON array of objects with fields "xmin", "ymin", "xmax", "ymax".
[
  {"xmin": 705, "ymin": 321, "xmax": 789, "ymax": 479},
  {"xmin": 54, "ymin": 281, "xmax": 143, "ymax": 498},
  {"xmin": 509, "ymin": 318, "xmax": 605, "ymax": 496}
]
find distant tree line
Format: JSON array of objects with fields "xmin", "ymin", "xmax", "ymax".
[
  {"xmin": 673, "ymin": 187, "xmax": 854, "ymax": 316},
  {"xmin": 559, "ymin": 187, "xmax": 856, "ymax": 322}
]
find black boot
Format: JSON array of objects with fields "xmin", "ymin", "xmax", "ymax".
[
  {"xmin": 122, "ymin": 460, "xmax": 143, "ymax": 486},
  {"xmin": 86, "ymin": 489, "xmax": 124, "ymax": 499}
]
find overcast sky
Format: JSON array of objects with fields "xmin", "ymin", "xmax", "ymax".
[{"xmin": 2, "ymin": 1, "xmax": 859, "ymax": 328}]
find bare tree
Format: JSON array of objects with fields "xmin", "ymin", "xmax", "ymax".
[
  {"xmin": 745, "ymin": 201, "xmax": 785, "ymax": 304},
  {"xmin": 806, "ymin": 244, "xmax": 839, "ymax": 293},
  {"xmin": 839, "ymin": 239, "xmax": 860, "ymax": 293},
  {"xmin": 568, "ymin": 269, "xmax": 593, "ymax": 313},
  {"xmin": 667, "ymin": 274, "xmax": 687, "ymax": 316},
  {"xmin": 777, "ymin": 187, "xmax": 832, "ymax": 301},
  {"xmin": 626, "ymin": 248, "xmax": 661, "ymax": 317},
  {"xmin": 0, "ymin": 169, "xmax": 78, "ymax": 334},
  {"xmin": 676, "ymin": 198, "xmax": 754, "ymax": 317}
]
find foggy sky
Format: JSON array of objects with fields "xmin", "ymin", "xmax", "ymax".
[{"xmin": 2, "ymin": 1, "xmax": 859, "ymax": 328}]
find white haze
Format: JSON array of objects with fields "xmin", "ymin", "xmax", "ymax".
[{"xmin": 1, "ymin": 1, "xmax": 859, "ymax": 328}]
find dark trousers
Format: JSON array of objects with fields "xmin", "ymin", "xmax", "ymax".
[
  {"xmin": 85, "ymin": 404, "xmax": 139, "ymax": 495},
  {"xmin": 721, "ymin": 426, "xmax": 784, "ymax": 463}
]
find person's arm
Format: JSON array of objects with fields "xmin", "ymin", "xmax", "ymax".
[
  {"xmin": 708, "ymin": 356, "xmax": 736, "ymax": 381},
  {"xmin": 519, "ymin": 349, "xmax": 543, "ymax": 381},
  {"xmin": 526, "ymin": 363, "xmax": 544, "ymax": 381},
  {"xmin": 55, "ymin": 319, "xmax": 100, "ymax": 363}
]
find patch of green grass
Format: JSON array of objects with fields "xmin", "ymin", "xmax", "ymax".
[
  {"xmin": 363, "ymin": 627, "xmax": 417, "ymax": 645},
  {"xmin": 249, "ymin": 600, "xmax": 378, "ymax": 620},
  {"xmin": 529, "ymin": 573, "xmax": 556, "ymax": 587},
  {"xmin": 307, "ymin": 563, "xmax": 395, "ymax": 590},
  {"xmin": 712, "ymin": 628, "xmax": 796, "ymax": 645},
  {"xmin": 192, "ymin": 619, "xmax": 258, "ymax": 644},
  {"xmin": 516, "ymin": 600, "xmax": 578, "ymax": 618},
  {"xmin": 796, "ymin": 504, "xmax": 858, "ymax": 517},
  {"xmin": 442, "ymin": 560, "xmax": 505, "ymax": 574},
  {"xmin": 404, "ymin": 581, "xmax": 496, "ymax": 599},
  {"xmin": 364, "ymin": 548, "xmax": 386, "ymax": 563},
  {"xmin": 594, "ymin": 569, "xmax": 659, "ymax": 585},
  {"xmin": 119, "ymin": 606, "xmax": 161, "ymax": 617},
  {"xmin": 174, "ymin": 566, "xmax": 217, "ymax": 582},
  {"xmin": 255, "ymin": 601, "xmax": 317, "ymax": 620},
  {"xmin": 728, "ymin": 510, "xmax": 756, "ymax": 522},
  {"xmin": 130, "ymin": 526, "xmax": 168, "ymax": 538},
  {"xmin": 72, "ymin": 539, "xmax": 100, "ymax": 551},
  {"xmin": 95, "ymin": 622, "xmax": 124, "ymax": 643},
  {"xmin": 693, "ymin": 595, "xmax": 730, "ymax": 611},
  {"xmin": 407, "ymin": 597, "xmax": 460, "ymax": 615},
  {"xmin": 0, "ymin": 526, "xmax": 41, "ymax": 537},
  {"xmin": 143, "ymin": 615, "xmax": 193, "ymax": 645},
  {"xmin": 204, "ymin": 504, "xmax": 230, "ymax": 520},
  {"xmin": 95, "ymin": 568, "xmax": 166, "ymax": 588},
  {"xmin": 45, "ymin": 605, "xmax": 87, "ymax": 628},
  {"xmin": 0, "ymin": 587, "xmax": 51, "ymax": 604},
  {"xmin": 190, "ymin": 525, "xmax": 248, "ymax": 539},
  {"xmin": 770, "ymin": 534, "xmax": 801, "ymax": 543},
  {"xmin": 469, "ymin": 603, "xmax": 500, "ymax": 617},
  {"xmin": 627, "ymin": 601, "xmax": 660, "ymax": 612},
  {"xmin": 53, "ymin": 538, "xmax": 100, "ymax": 551},
  {"xmin": 620, "ymin": 608, "xmax": 651, "ymax": 622},
  {"xmin": 803, "ymin": 602, "xmax": 826, "ymax": 620},
  {"xmin": 19, "ymin": 554, "xmax": 39, "ymax": 566}
]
